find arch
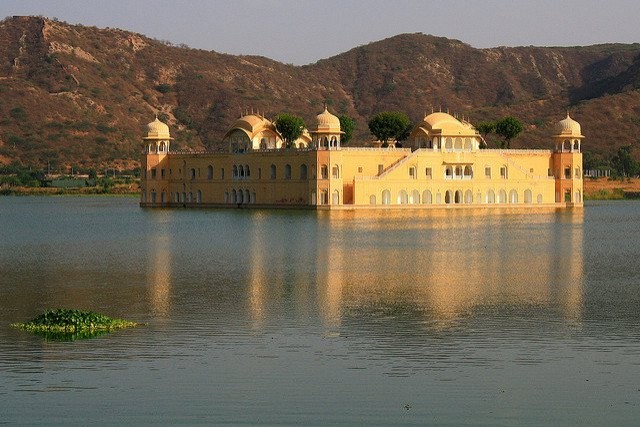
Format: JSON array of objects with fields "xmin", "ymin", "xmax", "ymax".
[
  {"xmin": 190, "ymin": 168, "xmax": 196, "ymax": 180},
  {"xmin": 245, "ymin": 189, "xmax": 250, "ymax": 204},
  {"xmin": 238, "ymin": 189, "xmax": 244, "ymax": 204},
  {"xmin": 382, "ymin": 189, "xmax": 391, "ymax": 205},
  {"xmin": 397, "ymin": 190, "xmax": 408, "ymax": 204},
  {"xmin": 487, "ymin": 190, "xmax": 495, "ymax": 204},
  {"xmin": 464, "ymin": 165, "xmax": 473, "ymax": 178},
  {"xmin": 411, "ymin": 190, "xmax": 420, "ymax": 204},
  {"xmin": 524, "ymin": 189, "xmax": 533, "ymax": 204},
  {"xmin": 463, "ymin": 137, "xmax": 472, "ymax": 150},
  {"xmin": 231, "ymin": 190, "xmax": 237, "ymax": 204},
  {"xmin": 369, "ymin": 194, "xmax": 376, "ymax": 205},
  {"xmin": 537, "ymin": 194, "xmax": 543, "ymax": 204},
  {"xmin": 300, "ymin": 164, "xmax": 308, "ymax": 180},
  {"xmin": 498, "ymin": 189, "xmax": 507, "ymax": 203},
  {"xmin": 509, "ymin": 190, "xmax": 518, "ymax": 204},
  {"xmin": 320, "ymin": 189, "xmax": 328, "ymax": 205},
  {"xmin": 445, "ymin": 190, "xmax": 453, "ymax": 204},
  {"xmin": 321, "ymin": 164, "xmax": 328, "ymax": 179},
  {"xmin": 455, "ymin": 166, "xmax": 463, "ymax": 178},
  {"xmin": 454, "ymin": 137, "xmax": 463, "ymax": 150},
  {"xmin": 332, "ymin": 164, "xmax": 340, "ymax": 179},
  {"xmin": 207, "ymin": 165, "xmax": 213, "ymax": 180},
  {"xmin": 245, "ymin": 165, "xmax": 250, "ymax": 178},
  {"xmin": 445, "ymin": 137, "xmax": 453, "ymax": 150},
  {"xmin": 332, "ymin": 190, "xmax": 340, "ymax": 205},
  {"xmin": 159, "ymin": 141, "xmax": 166, "ymax": 152},
  {"xmin": 445, "ymin": 166, "xmax": 453, "ymax": 179},
  {"xmin": 197, "ymin": 190, "xmax": 202, "ymax": 204},
  {"xmin": 422, "ymin": 190, "xmax": 432, "ymax": 204},
  {"xmin": 284, "ymin": 164, "xmax": 292, "ymax": 180},
  {"xmin": 432, "ymin": 137, "xmax": 439, "ymax": 149},
  {"xmin": 464, "ymin": 190, "xmax": 473, "ymax": 204},
  {"xmin": 270, "ymin": 164, "xmax": 276, "ymax": 179},
  {"xmin": 239, "ymin": 165, "xmax": 245, "ymax": 178},
  {"xmin": 455, "ymin": 190, "xmax": 463, "ymax": 204}
]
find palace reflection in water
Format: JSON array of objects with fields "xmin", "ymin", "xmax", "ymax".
[{"xmin": 144, "ymin": 207, "xmax": 584, "ymax": 331}]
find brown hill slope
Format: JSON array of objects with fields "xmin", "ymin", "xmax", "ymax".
[{"xmin": 1, "ymin": 16, "xmax": 640, "ymax": 171}]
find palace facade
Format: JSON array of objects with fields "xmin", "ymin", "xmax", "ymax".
[{"xmin": 140, "ymin": 108, "xmax": 583, "ymax": 209}]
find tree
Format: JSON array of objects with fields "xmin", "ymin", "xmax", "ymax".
[
  {"xmin": 611, "ymin": 145, "xmax": 639, "ymax": 178},
  {"xmin": 368, "ymin": 112, "xmax": 411, "ymax": 145},
  {"xmin": 476, "ymin": 121, "xmax": 495, "ymax": 148},
  {"xmin": 494, "ymin": 116, "xmax": 523, "ymax": 149},
  {"xmin": 338, "ymin": 115, "xmax": 356, "ymax": 145},
  {"xmin": 275, "ymin": 113, "xmax": 305, "ymax": 148}
]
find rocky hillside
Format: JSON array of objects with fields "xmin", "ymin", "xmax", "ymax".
[{"xmin": 1, "ymin": 16, "xmax": 640, "ymax": 171}]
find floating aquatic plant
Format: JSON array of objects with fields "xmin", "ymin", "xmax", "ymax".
[{"xmin": 11, "ymin": 308, "xmax": 143, "ymax": 339}]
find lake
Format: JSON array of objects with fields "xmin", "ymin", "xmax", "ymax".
[{"xmin": 1, "ymin": 196, "xmax": 640, "ymax": 425}]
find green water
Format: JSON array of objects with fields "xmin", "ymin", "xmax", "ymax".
[{"xmin": 1, "ymin": 197, "xmax": 640, "ymax": 425}]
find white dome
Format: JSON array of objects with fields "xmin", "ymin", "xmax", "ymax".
[
  {"xmin": 145, "ymin": 117, "xmax": 171, "ymax": 139},
  {"xmin": 555, "ymin": 113, "xmax": 582, "ymax": 137},
  {"xmin": 315, "ymin": 107, "xmax": 341, "ymax": 132}
]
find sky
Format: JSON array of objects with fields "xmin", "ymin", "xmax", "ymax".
[{"xmin": 1, "ymin": 0, "xmax": 639, "ymax": 65}]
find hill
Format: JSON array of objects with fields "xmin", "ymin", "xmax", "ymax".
[{"xmin": 1, "ymin": 16, "xmax": 640, "ymax": 172}]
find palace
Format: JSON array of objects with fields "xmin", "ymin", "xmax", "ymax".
[{"xmin": 140, "ymin": 109, "xmax": 583, "ymax": 209}]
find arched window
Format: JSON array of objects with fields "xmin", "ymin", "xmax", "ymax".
[
  {"xmin": 369, "ymin": 195, "xmax": 376, "ymax": 205},
  {"xmin": 238, "ymin": 190, "xmax": 244, "ymax": 204},
  {"xmin": 397, "ymin": 190, "xmax": 408, "ymax": 204},
  {"xmin": 455, "ymin": 190, "xmax": 463, "ymax": 204},
  {"xmin": 411, "ymin": 190, "xmax": 420, "ymax": 204},
  {"xmin": 445, "ymin": 166, "xmax": 453, "ymax": 179},
  {"xmin": 300, "ymin": 164, "xmax": 308, "ymax": 180},
  {"xmin": 231, "ymin": 190, "xmax": 237, "ymax": 204},
  {"xmin": 464, "ymin": 165, "xmax": 472, "ymax": 178},
  {"xmin": 252, "ymin": 192, "xmax": 256, "ymax": 203},
  {"xmin": 239, "ymin": 165, "xmax": 244, "ymax": 178},
  {"xmin": 245, "ymin": 190, "xmax": 250, "ymax": 204},
  {"xmin": 524, "ymin": 189, "xmax": 532, "ymax": 204},
  {"xmin": 509, "ymin": 190, "xmax": 518, "ymax": 204},
  {"xmin": 233, "ymin": 165, "xmax": 238, "ymax": 178},
  {"xmin": 150, "ymin": 191, "xmax": 156, "ymax": 204},
  {"xmin": 270, "ymin": 164, "xmax": 276, "ymax": 179},
  {"xmin": 382, "ymin": 189, "xmax": 391, "ymax": 205},
  {"xmin": 321, "ymin": 165, "xmax": 328, "ymax": 179},
  {"xmin": 285, "ymin": 164, "xmax": 292, "ymax": 180},
  {"xmin": 332, "ymin": 190, "xmax": 340, "ymax": 205},
  {"xmin": 487, "ymin": 190, "xmax": 495, "ymax": 204},
  {"xmin": 207, "ymin": 165, "xmax": 213, "ymax": 180},
  {"xmin": 409, "ymin": 167, "xmax": 416, "ymax": 179},
  {"xmin": 498, "ymin": 189, "xmax": 507, "ymax": 204},
  {"xmin": 465, "ymin": 190, "xmax": 473, "ymax": 204},
  {"xmin": 454, "ymin": 137, "xmax": 463, "ymax": 150},
  {"xmin": 445, "ymin": 190, "xmax": 453, "ymax": 204},
  {"xmin": 463, "ymin": 137, "xmax": 472, "ymax": 150},
  {"xmin": 445, "ymin": 137, "xmax": 453, "ymax": 150},
  {"xmin": 422, "ymin": 190, "xmax": 432, "ymax": 204},
  {"xmin": 245, "ymin": 165, "xmax": 250, "ymax": 178},
  {"xmin": 321, "ymin": 190, "xmax": 328, "ymax": 205},
  {"xmin": 197, "ymin": 190, "xmax": 202, "ymax": 204},
  {"xmin": 190, "ymin": 168, "xmax": 196, "ymax": 180},
  {"xmin": 332, "ymin": 164, "xmax": 340, "ymax": 179},
  {"xmin": 159, "ymin": 141, "xmax": 166, "ymax": 152},
  {"xmin": 455, "ymin": 166, "xmax": 463, "ymax": 178}
]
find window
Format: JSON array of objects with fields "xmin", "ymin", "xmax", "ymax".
[
  {"xmin": 529, "ymin": 168, "xmax": 534, "ymax": 173},
  {"xmin": 161, "ymin": 169, "xmax": 165, "ymax": 179},
  {"xmin": 270, "ymin": 164, "xmax": 277, "ymax": 179},
  {"xmin": 409, "ymin": 167, "xmax": 416, "ymax": 179},
  {"xmin": 151, "ymin": 168, "xmax": 157, "ymax": 179},
  {"xmin": 285, "ymin": 164, "xmax": 292, "ymax": 180},
  {"xmin": 564, "ymin": 167, "xmax": 571, "ymax": 179},
  {"xmin": 500, "ymin": 167, "xmax": 507, "ymax": 179},
  {"xmin": 190, "ymin": 168, "xmax": 196, "ymax": 180},
  {"xmin": 332, "ymin": 165, "xmax": 339, "ymax": 179},
  {"xmin": 485, "ymin": 167, "xmax": 491, "ymax": 178},
  {"xmin": 207, "ymin": 165, "xmax": 213, "ymax": 180},
  {"xmin": 321, "ymin": 165, "xmax": 328, "ymax": 179},
  {"xmin": 258, "ymin": 168, "xmax": 262, "ymax": 179},
  {"xmin": 378, "ymin": 164, "xmax": 384, "ymax": 175},
  {"xmin": 300, "ymin": 164, "xmax": 308, "ymax": 180},
  {"xmin": 548, "ymin": 168, "xmax": 553, "ymax": 177},
  {"xmin": 358, "ymin": 167, "xmax": 363, "ymax": 173},
  {"xmin": 425, "ymin": 167, "xmax": 432, "ymax": 178},
  {"xmin": 221, "ymin": 168, "xmax": 225, "ymax": 180}
]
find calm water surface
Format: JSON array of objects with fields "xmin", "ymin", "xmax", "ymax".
[{"xmin": 1, "ymin": 196, "xmax": 640, "ymax": 425}]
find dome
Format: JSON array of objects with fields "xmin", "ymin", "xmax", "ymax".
[
  {"xmin": 555, "ymin": 113, "xmax": 583, "ymax": 137},
  {"xmin": 422, "ymin": 112, "xmax": 464, "ymax": 131},
  {"xmin": 315, "ymin": 107, "xmax": 341, "ymax": 132},
  {"xmin": 145, "ymin": 117, "xmax": 171, "ymax": 139},
  {"xmin": 224, "ymin": 114, "xmax": 274, "ymax": 140}
]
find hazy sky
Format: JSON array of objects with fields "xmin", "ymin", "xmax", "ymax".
[{"xmin": 2, "ymin": 0, "xmax": 639, "ymax": 65}]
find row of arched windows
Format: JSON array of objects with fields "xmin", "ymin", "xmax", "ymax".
[
  {"xmin": 225, "ymin": 189, "xmax": 257, "ymax": 205},
  {"xmin": 414, "ymin": 136, "xmax": 476, "ymax": 151},
  {"xmin": 370, "ymin": 189, "xmax": 543, "ymax": 205}
]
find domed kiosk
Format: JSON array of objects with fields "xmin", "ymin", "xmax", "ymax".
[
  {"xmin": 312, "ymin": 107, "xmax": 343, "ymax": 149},
  {"xmin": 410, "ymin": 111, "xmax": 480, "ymax": 151},
  {"xmin": 554, "ymin": 113, "xmax": 584, "ymax": 153},
  {"xmin": 143, "ymin": 116, "xmax": 172, "ymax": 154}
]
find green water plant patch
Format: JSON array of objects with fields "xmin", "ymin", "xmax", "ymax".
[{"xmin": 11, "ymin": 308, "xmax": 143, "ymax": 336}]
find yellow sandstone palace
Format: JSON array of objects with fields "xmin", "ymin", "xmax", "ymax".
[{"xmin": 140, "ymin": 108, "xmax": 583, "ymax": 209}]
